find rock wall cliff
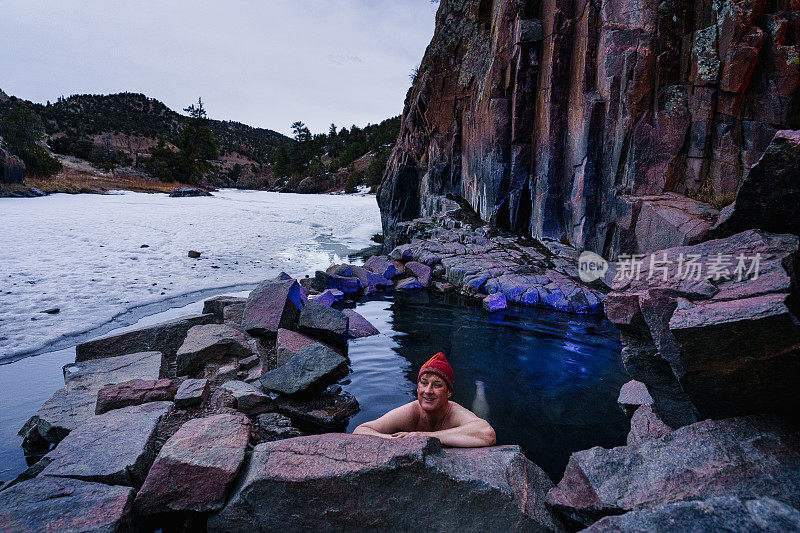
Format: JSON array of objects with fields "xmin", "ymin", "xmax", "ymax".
[{"xmin": 378, "ymin": 0, "xmax": 800, "ymax": 256}]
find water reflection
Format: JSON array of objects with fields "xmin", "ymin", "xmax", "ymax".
[{"xmin": 342, "ymin": 292, "xmax": 629, "ymax": 481}]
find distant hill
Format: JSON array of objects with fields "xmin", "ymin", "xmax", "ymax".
[
  {"xmin": 40, "ymin": 93, "xmax": 291, "ymax": 164},
  {"xmin": 0, "ymin": 89, "xmax": 399, "ymax": 191}
]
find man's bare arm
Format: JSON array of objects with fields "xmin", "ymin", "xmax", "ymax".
[
  {"xmin": 353, "ymin": 402, "xmax": 416, "ymax": 437},
  {"xmin": 393, "ymin": 404, "xmax": 496, "ymax": 447},
  {"xmin": 426, "ymin": 419, "xmax": 496, "ymax": 447}
]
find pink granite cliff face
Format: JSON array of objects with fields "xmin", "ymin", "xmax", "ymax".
[{"xmin": 378, "ymin": 0, "xmax": 800, "ymax": 255}]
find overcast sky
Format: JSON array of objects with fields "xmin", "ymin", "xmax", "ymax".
[{"xmin": 0, "ymin": 1, "xmax": 438, "ymax": 136}]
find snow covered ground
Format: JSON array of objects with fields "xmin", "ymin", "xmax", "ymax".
[{"xmin": 0, "ymin": 189, "xmax": 381, "ymax": 361}]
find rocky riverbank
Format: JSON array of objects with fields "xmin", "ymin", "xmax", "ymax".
[
  {"xmin": 2, "ymin": 251, "xmax": 577, "ymax": 530},
  {"xmin": 5, "ymin": 204, "xmax": 800, "ymax": 531}
]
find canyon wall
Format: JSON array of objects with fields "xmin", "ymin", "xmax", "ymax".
[{"xmin": 378, "ymin": 0, "xmax": 800, "ymax": 256}]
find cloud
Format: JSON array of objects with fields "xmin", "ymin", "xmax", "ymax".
[
  {"xmin": 327, "ymin": 54, "xmax": 364, "ymax": 65},
  {"xmin": 0, "ymin": 0, "xmax": 439, "ymax": 136}
]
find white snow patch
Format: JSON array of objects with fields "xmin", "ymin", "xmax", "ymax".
[{"xmin": 0, "ymin": 189, "xmax": 381, "ymax": 359}]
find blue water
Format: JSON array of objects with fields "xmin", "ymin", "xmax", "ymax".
[
  {"xmin": 0, "ymin": 290, "xmax": 628, "ymax": 485},
  {"xmin": 342, "ymin": 292, "xmax": 629, "ymax": 481}
]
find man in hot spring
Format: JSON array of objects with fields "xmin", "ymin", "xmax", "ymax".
[{"xmin": 353, "ymin": 352, "xmax": 496, "ymax": 447}]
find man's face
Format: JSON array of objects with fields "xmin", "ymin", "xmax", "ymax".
[{"xmin": 417, "ymin": 372, "xmax": 451, "ymax": 412}]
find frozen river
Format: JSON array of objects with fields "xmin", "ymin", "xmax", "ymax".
[{"xmin": 0, "ymin": 189, "xmax": 381, "ymax": 361}]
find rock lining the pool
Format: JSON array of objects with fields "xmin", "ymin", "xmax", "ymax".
[{"xmin": 9, "ymin": 265, "xmax": 569, "ymax": 530}]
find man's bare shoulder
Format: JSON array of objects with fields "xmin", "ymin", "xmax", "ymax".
[{"xmin": 444, "ymin": 401, "xmax": 484, "ymax": 427}]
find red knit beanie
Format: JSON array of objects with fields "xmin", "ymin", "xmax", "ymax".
[{"xmin": 418, "ymin": 352, "xmax": 454, "ymax": 390}]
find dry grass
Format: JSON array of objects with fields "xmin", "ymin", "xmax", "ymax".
[{"xmin": 3, "ymin": 158, "xmax": 191, "ymax": 195}]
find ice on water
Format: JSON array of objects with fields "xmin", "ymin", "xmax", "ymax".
[{"xmin": 0, "ymin": 189, "xmax": 380, "ymax": 360}]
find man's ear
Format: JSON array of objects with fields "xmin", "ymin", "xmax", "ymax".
[{"xmin": 447, "ymin": 388, "xmax": 452, "ymax": 399}]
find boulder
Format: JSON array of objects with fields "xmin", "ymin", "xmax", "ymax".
[
  {"xmin": 342, "ymin": 309, "xmax": 379, "ymax": 338},
  {"xmin": 259, "ymin": 343, "xmax": 347, "ymax": 395},
  {"xmin": 711, "ymin": 130, "xmax": 800, "ymax": 238},
  {"xmin": 326, "ymin": 264, "xmax": 353, "ymax": 277},
  {"xmin": 0, "ymin": 477, "xmax": 134, "ymax": 532},
  {"xmin": 297, "ymin": 300, "xmax": 349, "ymax": 348},
  {"xmin": 547, "ymin": 415, "xmax": 800, "ymax": 528},
  {"xmin": 483, "ymin": 292, "xmax": 507, "ymax": 312},
  {"xmin": 95, "ymin": 378, "xmax": 176, "ymax": 414},
  {"xmin": 208, "ymin": 435, "xmax": 564, "ymax": 532},
  {"xmin": 583, "ymin": 497, "xmax": 800, "ymax": 532},
  {"xmin": 175, "ymin": 324, "xmax": 252, "ymax": 376},
  {"xmin": 315, "ymin": 270, "xmax": 362, "ymax": 294},
  {"xmin": 364, "ymin": 255, "xmax": 401, "ymax": 279},
  {"xmin": 40, "ymin": 401, "xmax": 173, "ymax": 486},
  {"xmin": 75, "ymin": 314, "xmax": 214, "ymax": 363},
  {"xmin": 174, "ymin": 378, "xmax": 210, "ymax": 407},
  {"xmin": 134, "ymin": 413, "xmax": 251, "ymax": 515},
  {"xmin": 669, "ymin": 292, "xmax": 800, "ymax": 419},
  {"xmin": 275, "ymin": 328, "xmax": 317, "ymax": 367},
  {"xmin": 395, "ymin": 277, "xmax": 423, "ymax": 291},
  {"xmin": 219, "ymin": 380, "xmax": 274, "ymax": 416},
  {"xmin": 22, "ymin": 351, "xmax": 163, "ymax": 444},
  {"xmin": 255, "ymin": 413, "xmax": 303, "ymax": 442},
  {"xmin": 405, "ymin": 261, "xmax": 433, "ymax": 287},
  {"xmin": 617, "ymin": 380, "xmax": 653, "ymax": 417},
  {"xmin": 618, "ymin": 193, "xmax": 719, "ymax": 254},
  {"xmin": 202, "ymin": 295, "xmax": 247, "ymax": 321},
  {"xmin": 275, "ymin": 386, "xmax": 359, "ymax": 430},
  {"xmin": 626, "ymin": 404, "xmax": 673, "ymax": 445},
  {"xmin": 223, "ymin": 301, "xmax": 246, "ymax": 325},
  {"xmin": 169, "ymin": 187, "xmax": 212, "ymax": 197},
  {"xmin": 351, "ymin": 264, "xmax": 394, "ymax": 289},
  {"xmin": 241, "ymin": 278, "xmax": 305, "ymax": 337},
  {"xmin": 606, "ymin": 229, "xmax": 800, "ymax": 423},
  {"xmin": 312, "ymin": 288, "xmax": 345, "ymax": 305}
]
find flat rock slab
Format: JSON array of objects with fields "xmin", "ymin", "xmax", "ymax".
[
  {"xmin": 96, "ymin": 378, "xmax": 176, "ymax": 414},
  {"xmin": 135, "ymin": 413, "xmax": 251, "ymax": 515},
  {"xmin": 41, "ymin": 401, "xmax": 173, "ymax": 487},
  {"xmin": 203, "ymin": 295, "xmax": 247, "ymax": 321},
  {"xmin": 583, "ymin": 497, "xmax": 800, "ymax": 532},
  {"xmin": 175, "ymin": 324, "xmax": 253, "ymax": 376},
  {"xmin": 342, "ymin": 309, "xmax": 379, "ymax": 338},
  {"xmin": 242, "ymin": 278, "xmax": 305, "ymax": 336},
  {"xmin": 0, "ymin": 476, "xmax": 134, "ymax": 533},
  {"xmin": 219, "ymin": 380, "xmax": 274, "ymax": 416},
  {"xmin": 275, "ymin": 388, "xmax": 359, "ymax": 429},
  {"xmin": 174, "ymin": 378, "xmax": 210, "ymax": 407},
  {"xmin": 75, "ymin": 314, "xmax": 214, "ymax": 362},
  {"xmin": 23, "ymin": 351, "xmax": 163, "ymax": 444},
  {"xmin": 297, "ymin": 300, "xmax": 349, "ymax": 348},
  {"xmin": 259, "ymin": 343, "xmax": 347, "ymax": 395},
  {"xmin": 547, "ymin": 415, "xmax": 800, "ymax": 528},
  {"xmin": 208, "ymin": 434, "xmax": 563, "ymax": 532}
]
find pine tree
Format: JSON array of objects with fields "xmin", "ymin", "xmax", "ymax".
[{"xmin": 178, "ymin": 98, "xmax": 219, "ymax": 184}]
